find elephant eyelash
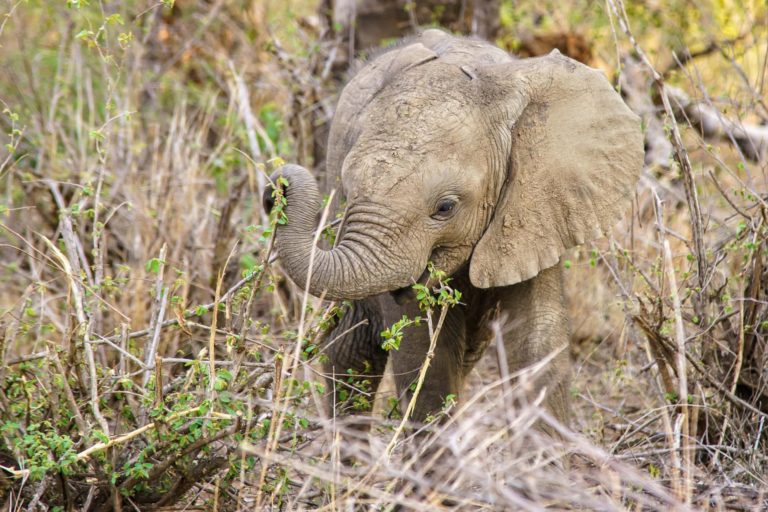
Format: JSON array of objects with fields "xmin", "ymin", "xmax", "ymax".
[{"xmin": 431, "ymin": 198, "xmax": 458, "ymax": 220}]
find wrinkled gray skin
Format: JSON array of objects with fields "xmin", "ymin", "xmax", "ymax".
[{"xmin": 267, "ymin": 30, "xmax": 643, "ymax": 424}]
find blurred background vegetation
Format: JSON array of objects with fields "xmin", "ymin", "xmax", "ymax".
[{"xmin": 0, "ymin": 0, "xmax": 766, "ymax": 510}]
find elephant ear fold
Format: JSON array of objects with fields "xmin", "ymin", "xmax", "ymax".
[
  {"xmin": 469, "ymin": 50, "xmax": 644, "ymax": 289},
  {"xmin": 326, "ymin": 43, "xmax": 438, "ymax": 180}
]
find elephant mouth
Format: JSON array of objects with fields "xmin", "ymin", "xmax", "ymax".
[
  {"xmin": 390, "ymin": 245, "xmax": 463, "ymax": 304},
  {"xmin": 390, "ymin": 267, "xmax": 431, "ymax": 305}
]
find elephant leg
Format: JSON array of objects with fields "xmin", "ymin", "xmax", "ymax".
[
  {"xmin": 491, "ymin": 265, "xmax": 571, "ymax": 426},
  {"xmin": 380, "ymin": 295, "xmax": 467, "ymax": 422},
  {"xmin": 322, "ymin": 297, "xmax": 389, "ymax": 418}
]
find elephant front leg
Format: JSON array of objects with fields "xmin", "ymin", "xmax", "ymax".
[
  {"xmin": 322, "ymin": 298, "xmax": 389, "ymax": 418},
  {"xmin": 382, "ymin": 296, "xmax": 467, "ymax": 423},
  {"xmin": 493, "ymin": 265, "xmax": 572, "ymax": 427}
]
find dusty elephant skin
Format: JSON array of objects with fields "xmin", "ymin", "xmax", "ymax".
[{"xmin": 265, "ymin": 29, "xmax": 643, "ymax": 427}]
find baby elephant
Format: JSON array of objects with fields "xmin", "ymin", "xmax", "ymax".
[{"xmin": 266, "ymin": 30, "xmax": 643, "ymax": 426}]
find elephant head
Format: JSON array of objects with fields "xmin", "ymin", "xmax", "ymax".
[{"xmin": 267, "ymin": 30, "xmax": 643, "ymax": 301}]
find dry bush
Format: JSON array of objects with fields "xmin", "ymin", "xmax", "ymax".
[{"xmin": 0, "ymin": 0, "xmax": 766, "ymax": 510}]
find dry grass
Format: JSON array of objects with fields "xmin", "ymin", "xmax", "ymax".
[{"xmin": 0, "ymin": 0, "xmax": 766, "ymax": 510}]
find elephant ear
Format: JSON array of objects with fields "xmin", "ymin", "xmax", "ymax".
[
  {"xmin": 326, "ymin": 43, "xmax": 438, "ymax": 185},
  {"xmin": 469, "ymin": 50, "xmax": 644, "ymax": 288}
]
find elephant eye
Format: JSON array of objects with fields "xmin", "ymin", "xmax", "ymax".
[{"xmin": 432, "ymin": 198, "xmax": 457, "ymax": 219}]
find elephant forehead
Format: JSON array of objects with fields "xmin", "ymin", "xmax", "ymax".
[
  {"xmin": 355, "ymin": 84, "xmax": 480, "ymax": 156},
  {"xmin": 340, "ymin": 63, "xmax": 491, "ymax": 198},
  {"xmin": 342, "ymin": 148, "xmax": 436, "ymax": 198},
  {"xmin": 342, "ymin": 140, "xmax": 479, "ymax": 202},
  {"xmin": 367, "ymin": 71, "xmax": 473, "ymax": 128}
]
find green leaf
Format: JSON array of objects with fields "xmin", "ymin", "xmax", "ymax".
[
  {"xmin": 76, "ymin": 29, "xmax": 95, "ymax": 41},
  {"xmin": 145, "ymin": 257, "xmax": 164, "ymax": 274},
  {"xmin": 92, "ymin": 430, "xmax": 110, "ymax": 443},
  {"xmin": 214, "ymin": 378, "xmax": 228, "ymax": 391},
  {"xmin": 118, "ymin": 32, "xmax": 133, "ymax": 48},
  {"xmin": 105, "ymin": 13, "xmax": 124, "ymax": 25}
]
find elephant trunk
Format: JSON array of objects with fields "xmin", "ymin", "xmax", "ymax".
[{"xmin": 266, "ymin": 165, "xmax": 424, "ymax": 301}]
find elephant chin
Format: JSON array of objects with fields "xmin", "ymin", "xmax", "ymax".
[
  {"xmin": 390, "ymin": 286, "xmax": 415, "ymax": 305},
  {"xmin": 387, "ymin": 244, "xmax": 473, "ymax": 304},
  {"xmin": 390, "ymin": 267, "xmax": 432, "ymax": 304}
]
